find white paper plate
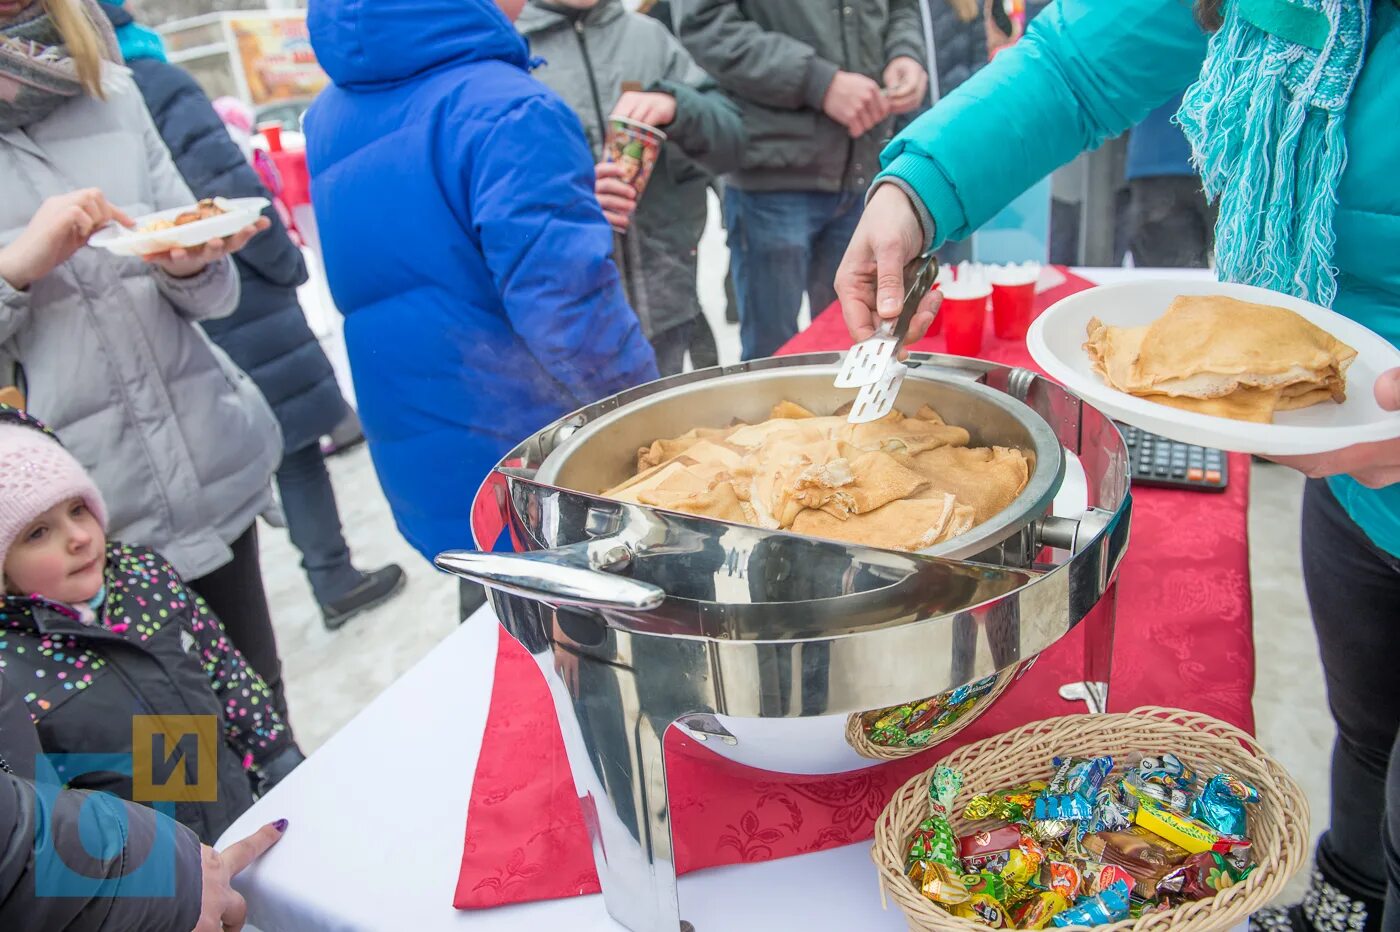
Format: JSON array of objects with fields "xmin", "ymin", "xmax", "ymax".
[
  {"xmin": 89, "ymin": 196, "xmax": 269, "ymax": 257},
  {"xmin": 1027, "ymin": 279, "xmax": 1400, "ymax": 455}
]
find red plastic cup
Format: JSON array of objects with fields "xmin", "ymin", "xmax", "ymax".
[
  {"xmin": 991, "ymin": 280, "xmax": 1036, "ymax": 340},
  {"xmin": 941, "ymin": 289, "xmax": 989, "ymax": 357},
  {"xmin": 927, "ymin": 281, "xmax": 943, "ymax": 336},
  {"xmin": 257, "ymin": 121, "xmax": 284, "ymax": 153}
]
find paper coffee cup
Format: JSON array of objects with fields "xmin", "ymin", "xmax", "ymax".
[{"xmin": 604, "ymin": 116, "xmax": 666, "ymax": 210}]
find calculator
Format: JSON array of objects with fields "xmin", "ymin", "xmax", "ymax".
[{"xmin": 1117, "ymin": 423, "xmax": 1229, "ymax": 492}]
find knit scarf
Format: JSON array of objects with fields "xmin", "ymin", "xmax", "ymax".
[
  {"xmin": 1178, "ymin": 0, "xmax": 1370, "ymax": 306},
  {"xmin": 0, "ymin": 0, "xmax": 121, "ymax": 132}
]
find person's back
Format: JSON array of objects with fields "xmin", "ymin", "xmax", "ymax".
[{"xmin": 305, "ymin": 0, "xmax": 657, "ymax": 561}]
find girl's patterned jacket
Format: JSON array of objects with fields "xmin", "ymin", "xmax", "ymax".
[{"xmin": 0, "ymin": 542, "xmax": 292, "ymax": 843}]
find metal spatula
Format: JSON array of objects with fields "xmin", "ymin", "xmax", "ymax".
[
  {"xmin": 842, "ymin": 254, "xmax": 939, "ymax": 423},
  {"xmin": 836, "ymin": 253, "xmax": 939, "ymax": 388}
]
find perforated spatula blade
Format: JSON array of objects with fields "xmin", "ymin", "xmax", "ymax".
[
  {"xmin": 840, "ymin": 253, "xmax": 938, "ymax": 422},
  {"xmin": 847, "ymin": 362, "xmax": 908, "ymax": 423},
  {"xmin": 834, "ymin": 326, "xmax": 897, "ymax": 387}
]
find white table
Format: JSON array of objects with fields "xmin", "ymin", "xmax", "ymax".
[
  {"xmin": 226, "ymin": 605, "xmax": 915, "ymax": 932},
  {"xmin": 226, "ymin": 268, "xmax": 1228, "ymax": 931}
]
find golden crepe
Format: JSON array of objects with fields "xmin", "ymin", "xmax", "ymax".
[
  {"xmin": 1084, "ymin": 294, "xmax": 1357, "ymax": 423},
  {"xmin": 602, "ymin": 402, "xmax": 1029, "ymax": 552}
]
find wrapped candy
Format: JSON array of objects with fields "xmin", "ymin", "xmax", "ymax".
[
  {"xmin": 911, "ymin": 860, "xmax": 972, "ymax": 905},
  {"xmin": 870, "ymin": 699, "xmax": 925, "ymax": 745},
  {"xmin": 1034, "ymin": 757, "xmax": 1113, "ymax": 822},
  {"xmin": 965, "ymin": 781, "xmax": 1048, "ymax": 823},
  {"xmin": 1083, "ymin": 826, "xmax": 1190, "ymax": 898},
  {"xmin": 965, "ymin": 832, "xmax": 1045, "ymax": 886},
  {"xmin": 909, "ymin": 765, "xmax": 965, "ymax": 873},
  {"xmin": 1090, "ymin": 788, "xmax": 1134, "ymax": 833},
  {"xmin": 954, "ymin": 893, "xmax": 1011, "ymax": 928},
  {"xmin": 963, "ymin": 870, "xmax": 1011, "ymax": 903},
  {"xmin": 1155, "ymin": 850, "xmax": 1255, "ymax": 901},
  {"xmin": 1127, "ymin": 753, "xmax": 1197, "ymax": 791},
  {"xmin": 1193, "ymin": 773, "xmax": 1260, "ymax": 838},
  {"xmin": 1077, "ymin": 860, "xmax": 1138, "ymax": 898},
  {"xmin": 1050, "ymin": 879, "xmax": 1132, "ymax": 927},
  {"xmin": 912, "ymin": 750, "xmax": 1259, "ymax": 927},
  {"xmin": 960, "ymin": 824, "xmax": 1025, "ymax": 861},
  {"xmin": 1010, "ymin": 891, "xmax": 1069, "ymax": 929},
  {"xmin": 1129, "ymin": 897, "xmax": 1173, "ymax": 920},
  {"xmin": 1038, "ymin": 860, "xmax": 1083, "ymax": 900},
  {"xmin": 1028, "ymin": 818, "xmax": 1075, "ymax": 845},
  {"xmin": 1133, "ymin": 800, "xmax": 1230, "ymax": 854},
  {"xmin": 1121, "ymin": 778, "xmax": 1194, "ymax": 816}
]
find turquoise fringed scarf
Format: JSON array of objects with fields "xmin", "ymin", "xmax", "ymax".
[{"xmin": 1178, "ymin": 0, "xmax": 1370, "ymax": 306}]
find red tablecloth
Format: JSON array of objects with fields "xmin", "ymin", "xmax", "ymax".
[{"xmin": 454, "ymin": 270, "xmax": 1255, "ymax": 909}]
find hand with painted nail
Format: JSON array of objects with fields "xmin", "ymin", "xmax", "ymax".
[
  {"xmin": 192, "ymin": 818, "xmax": 287, "ymax": 932},
  {"xmin": 835, "ymin": 183, "xmax": 939, "ymax": 346},
  {"xmin": 1266, "ymin": 368, "xmax": 1400, "ymax": 488}
]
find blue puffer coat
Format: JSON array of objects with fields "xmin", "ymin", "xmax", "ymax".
[
  {"xmin": 305, "ymin": 0, "xmax": 658, "ymax": 562},
  {"xmin": 104, "ymin": 1, "xmax": 348, "ymax": 456}
]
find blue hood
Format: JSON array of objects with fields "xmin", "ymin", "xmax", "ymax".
[{"xmin": 308, "ymin": 0, "xmax": 528, "ymax": 89}]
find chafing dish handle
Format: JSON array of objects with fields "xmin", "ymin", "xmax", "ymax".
[{"xmin": 435, "ymin": 549, "xmax": 666, "ymax": 611}]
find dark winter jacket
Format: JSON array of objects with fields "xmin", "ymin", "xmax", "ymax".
[
  {"xmin": 0, "ymin": 540, "xmax": 293, "ymax": 844},
  {"xmin": 926, "ymin": 0, "xmax": 1052, "ymax": 100},
  {"xmin": 103, "ymin": 2, "xmax": 348, "ymax": 455},
  {"xmin": 676, "ymin": 0, "xmax": 925, "ymax": 193},
  {"xmin": 518, "ymin": 0, "xmax": 744, "ymax": 341},
  {"xmin": 0, "ymin": 673, "xmax": 203, "ymax": 931},
  {"xmin": 1125, "ymin": 93, "xmax": 1196, "ymax": 180},
  {"xmin": 305, "ymin": 0, "xmax": 659, "ymax": 562}
]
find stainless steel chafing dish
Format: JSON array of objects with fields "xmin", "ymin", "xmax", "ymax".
[{"xmin": 438, "ymin": 353, "xmax": 1131, "ymax": 932}]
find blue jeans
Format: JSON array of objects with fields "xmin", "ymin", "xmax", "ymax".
[
  {"xmin": 724, "ymin": 188, "xmax": 864, "ymax": 360},
  {"xmin": 276, "ymin": 442, "xmax": 363, "ymax": 605}
]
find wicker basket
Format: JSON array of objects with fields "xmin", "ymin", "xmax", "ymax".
[
  {"xmin": 872, "ymin": 707, "xmax": 1310, "ymax": 931},
  {"xmin": 846, "ymin": 670, "xmax": 1018, "ymax": 761}
]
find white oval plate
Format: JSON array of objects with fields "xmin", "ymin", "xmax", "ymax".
[
  {"xmin": 89, "ymin": 196, "xmax": 269, "ymax": 257},
  {"xmin": 1027, "ymin": 279, "xmax": 1400, "ymax": 455}
]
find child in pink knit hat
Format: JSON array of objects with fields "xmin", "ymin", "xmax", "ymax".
[
  {"xmin": 0, "ymin": 406, "xmax": 303, "ymax": 843},
  {"xmin": 0, "ymin": 410, "xmax": 110, "ymax": 614}
]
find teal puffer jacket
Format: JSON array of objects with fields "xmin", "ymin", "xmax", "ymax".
[{"xmin": 879, "ymin": 0, "xmax": 1400, "ymax": 557}]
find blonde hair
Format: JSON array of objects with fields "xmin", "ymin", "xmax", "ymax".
[
  {"xmin": 42, "ymin": 0, "xmax": 107, "ymax": 99},
  {"xmin": 950, "ymin": 0, "xmax": 980, "ymax": 23}
]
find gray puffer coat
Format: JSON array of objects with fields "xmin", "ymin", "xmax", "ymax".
[{"xmin": 0, "ymin": 72, "xmax": 282, "ymax": 580}]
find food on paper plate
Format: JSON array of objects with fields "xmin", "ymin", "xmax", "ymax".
[
  {"xmin": 138, "ymin": 198, "xmax": 229, "ymax": 235},
  {"xmin": 602, "ymin": 400, "xmax": 1030, "ymax": 552},
  {"xmin": 1083, "ymin": 295, "xmax": 1357, "ymax": 423}
]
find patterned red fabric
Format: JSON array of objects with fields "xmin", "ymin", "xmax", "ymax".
[{"xmin": 455, "ymin": 270, "xmax": 1255, "ymax": 909}]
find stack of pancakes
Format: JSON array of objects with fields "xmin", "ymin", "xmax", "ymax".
[
  {"xmin": 603, "ymin": 402, "xmax": 1029, "ymax": 552},
  {"xmin": 1084, "ymin": 295, "xmax": 1357, "ymax": 423}
]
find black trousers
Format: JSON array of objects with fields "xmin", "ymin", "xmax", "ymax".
[
  {"xmin": 187, "ymin": 524, "xmax": 296, "ymax": 743},
  {"xmin": 1302, "ymin": 479, "xmax": 1400, "ymax": 927},
  {"xmin": 1126, "ymin": 175, "xmax": 1217, "ymax": 269}
]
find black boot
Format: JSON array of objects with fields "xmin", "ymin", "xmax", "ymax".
[
  {"xmin": 1252, "ymin": 864, "xmax": 1384, "ymax": 932},
  {"xmin": 321, "ymin": 564, "xmax": 407, "ymax": 630}
]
